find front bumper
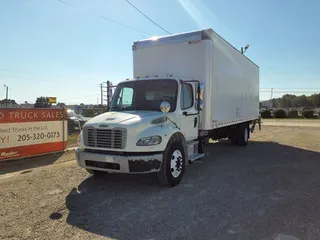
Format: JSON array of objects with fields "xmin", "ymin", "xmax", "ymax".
[{"xmin": 75, "ymin": 148, "xmax": 163, "ymax": 174}]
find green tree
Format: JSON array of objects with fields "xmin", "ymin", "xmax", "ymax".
[
  {"xmin": 56, "ymin": 102, "xmax": 66, "ymax": 108},
  {"xmin": 308, "ymin": 94, "xmax": 320, "ymax": 107},
  {"xmin": 34, "ymin": 97, "xmax": 52, "ymax": 108},
  {"xmin": 271, "ymin": 93, "xmax": 320, "ymax": 108},
  {"xmin": 0, "ymin": 99, "xmax": 17, "ymax": 105},
  {"xmin": 297, "ymin": 95, "xmax": 309, "ymax": 107}
]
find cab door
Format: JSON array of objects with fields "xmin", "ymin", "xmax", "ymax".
[{"xmin": 179, "ymin": 82, "xmax": 199, "ymax": 141}]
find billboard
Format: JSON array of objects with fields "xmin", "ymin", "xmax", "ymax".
[
  {"xmin": 0, "ymin": 108, "xmax": 68, "ymax": 161},
  {"xmin": 48, "ymin": 97, "xmax": 57, "ymax": 103}
]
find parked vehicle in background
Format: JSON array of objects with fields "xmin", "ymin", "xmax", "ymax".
[
  {"xmin": 67, "ymin": 109, "xmax": 87, "ymax": 134},
  {"xmin": 76, "ymin": 28, "xmax": 261, "ymax": 187}
]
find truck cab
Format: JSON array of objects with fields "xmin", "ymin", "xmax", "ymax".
[{"xmin": 76, "ymin": 76, "xmax": 203, "ymax": 187}]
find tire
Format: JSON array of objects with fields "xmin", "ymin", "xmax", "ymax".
[
  {"xmin": 237, "ymin": 124, "xmax": 249, "ymax": 146},
  {"xmin": 157, "ymin": 142, "xmax": 186, "ymax": 187},
  {"xmin": 85, "ymin": 169, "xmax": 107, "ymax": 177}
]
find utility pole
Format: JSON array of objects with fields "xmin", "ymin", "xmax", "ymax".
[
  {"xmin": 106, "ymin": 81, "xmax": 111, "ymax": 110},
  {"xmin": 100, "ymin": 83, "xmax": 104, "ymax": 113},
  {"xmin": 4, "ymin": 84, "xmax": 8, "ymax": 107},
  {"xmin": 270, "ymin": 88, "xmax": 274, "ymax": 108},
  {"xmin": 100, "ymin": 83, "xmax": 103, "ymax": 106},
  {"xmin": 102, "ymin": 80, "xmax": 113, "ymax": 111},
  {"xmin": 99, "ymin": 81, "xmax": 115, "ymax": 112}
]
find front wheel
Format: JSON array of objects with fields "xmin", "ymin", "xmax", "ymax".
[{"xmin": 157, "ymin": 142, "xmax": 185, "ymax": 187}]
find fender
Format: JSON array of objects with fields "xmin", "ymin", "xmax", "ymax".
[{"xmin": 164, "ymin": 131, "xmax": 188, "ymax": 165}]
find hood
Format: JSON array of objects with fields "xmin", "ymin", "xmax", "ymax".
[
  {"xmin": 69, "ymin": 116, "xmax": 86, "ymax": 122},
  {"xmin": 85, "ymin": 111, "xmax": 163, "ymax": 127}
]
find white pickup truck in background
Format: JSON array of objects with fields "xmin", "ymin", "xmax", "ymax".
[{"xmin": 76, "ymin": 28, "xmax": 260, "ymax": 187}]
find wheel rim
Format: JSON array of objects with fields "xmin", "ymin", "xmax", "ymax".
[
  {"xmin": 170, "ymin": 150, "xmax": 183, "ymax": 178},
  {"xmin": 244, "ymin": 127, "xmax": 248, "ymax": 142}
]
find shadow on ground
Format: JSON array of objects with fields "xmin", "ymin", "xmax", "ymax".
[
  {"xmin": 63, "ymin": 141, "xmax": 320, "ymax": 240},
  {"xmin": 0, "ymin": 152, "xmax": 64, "ymax": 175}
]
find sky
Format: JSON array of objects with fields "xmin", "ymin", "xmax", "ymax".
[{"xmin": 1, "ymin": 0, "xmax": 320, "ymax": 104}]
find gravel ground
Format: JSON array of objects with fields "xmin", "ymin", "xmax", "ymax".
[{"xmin": 1, "ymin": 126, "xmax": 320, "ymax": 240}]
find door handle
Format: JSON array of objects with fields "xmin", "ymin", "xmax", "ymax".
[
  {"xmin": 183, "ymin": 111, "xmax": 198, "ymax": 116},
  {"xmin": 194, "ymin": 117, "xmax": 198, "ymax": 128}
]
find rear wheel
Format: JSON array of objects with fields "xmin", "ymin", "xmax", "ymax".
[
  {"xmin": 237, "ymin": 124, "xmax": 249, "ymax": 146},
  {"xmin": 157, "ymin": 142, "xmax": 185, "ymax": 187}
]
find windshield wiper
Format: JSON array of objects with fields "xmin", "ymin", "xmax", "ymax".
[
  {"xmin": 134, "ymin": 104, "xmax": 157, "ymax": 111},
  {"xmin": 110, "ymin": 106, "xmax": 126, "ymax": 111},
  {"xmin": 110, "ymin": 106, "xmax": 144, "ymax": 111},
  {"xmin": 111, "ymin": 105, "xmax": 158, "ymax": 111}
]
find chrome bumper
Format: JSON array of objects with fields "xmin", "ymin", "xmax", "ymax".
[{"xmin": 75, "ymin": 148, "xmax": 163, "ymax": 174}]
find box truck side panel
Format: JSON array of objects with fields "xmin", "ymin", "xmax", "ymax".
[
  {"xmin": 132, "ymin": 29, "xmax": 259, "ymax": 131},
  {"xmin": 211, "ymin": 33, "xmax": 259, "ymax": 128}
]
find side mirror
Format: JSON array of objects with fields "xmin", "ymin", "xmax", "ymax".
[
  {"xmin": 197, "ymin": 83, "xmax": 204, "ymax": 110},
  {"xmin": 160, "ymin": 101, "xmax": 171, "ymax": 113},
  {"xmin": 160, "ymin": 101, "xmax": 170, "ymax": 126}
]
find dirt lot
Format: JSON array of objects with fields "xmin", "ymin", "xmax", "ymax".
[
  {"xmin": 1, "ymin": 126, "xmax": 320, "ymax": 240},
  {"xmin": 262, "ymin": 119, "xmax": 320, "ymax": 128}
]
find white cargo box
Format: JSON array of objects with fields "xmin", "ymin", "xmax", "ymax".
[{"xmin": 133, "ymin": 29, "xmax": 259, "ymax": 130}]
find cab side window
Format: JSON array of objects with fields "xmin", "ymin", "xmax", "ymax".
[{"xmin": 181, "ymin": 84, "xmax": 193, "ymax": 110}]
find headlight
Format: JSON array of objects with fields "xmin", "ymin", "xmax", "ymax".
[{"xmin": 136, "ymin": 135, "xmax": 162, "ymax": 146}]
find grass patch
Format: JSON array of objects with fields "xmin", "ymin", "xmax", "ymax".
[
  {"xmin": 263, "ymin": 118, "xmax": 320, "ymax": 121},
  {"xmin": 67, "ymin": 133, "xmax": 79, "ymax": 148}
]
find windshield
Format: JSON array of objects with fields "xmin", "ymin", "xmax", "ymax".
[{"xmin": 110, "ymin": 79, "xmax": 178, "ymax": 112}]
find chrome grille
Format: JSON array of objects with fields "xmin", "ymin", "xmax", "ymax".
[{"xmin": 84, "ymin": 127, "xmax": 126, "ymax": 149}]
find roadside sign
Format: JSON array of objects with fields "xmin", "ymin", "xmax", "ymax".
[
  {"xmin": 0, "ymin": 108, "xmax": 68, "ymax": 161},
  {"xmin": 48, "ymin": 97, "xmax": 57, "ymax": 103}
]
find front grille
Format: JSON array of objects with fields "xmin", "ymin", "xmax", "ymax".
[{"xmin": 84, "ymin": 127, "xmax": 127, "ymax": 149}]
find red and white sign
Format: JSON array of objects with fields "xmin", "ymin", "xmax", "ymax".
[{"xmin": 0, "ymin": 109, "xmax": 68, "ymax": 161}]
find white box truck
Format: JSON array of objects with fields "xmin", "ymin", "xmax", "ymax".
[{"xmin": 76, "ymin": 28, "xmax": 261, "ymax": 187}]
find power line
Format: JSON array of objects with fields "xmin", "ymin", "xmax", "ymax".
[
  {"xmin": 56, "ymin": 0, "xmax": 75, "ymax": 7},
  {"xmin": 56, "ymin": 0, "xmax": 151, "ymax": 36},
  {"xmin": 124, "ymin": 0, "xmax": 171, "ymax": 35}
]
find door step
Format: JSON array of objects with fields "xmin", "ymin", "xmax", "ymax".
[
  {"xmin": 188, "ymin": 153, "xmax": 205, "ymax": 162},
  {"xmin": 186, "ymin": 140, "xmax": 199, "ymax": 147},
  {"xmin": 187, "ymin": 140, "xmax": 204, "ymax": 163}
]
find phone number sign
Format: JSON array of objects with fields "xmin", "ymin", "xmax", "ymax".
[{"xmin": 0, "ymin": 109, "xmax": 68, "ymax": 161}]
